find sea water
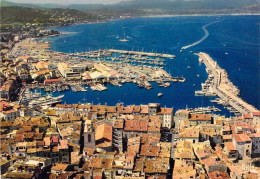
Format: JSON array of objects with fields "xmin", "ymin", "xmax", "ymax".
[{"xmin": 42, "ymin": 15, "xmax": 260, "ymax": 115}]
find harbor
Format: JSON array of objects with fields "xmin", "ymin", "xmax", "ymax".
[{"xmin": 196, "ymin": 52, "xmax": 259, "ymax": 115}]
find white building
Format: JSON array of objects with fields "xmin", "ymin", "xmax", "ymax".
[{"xmin": 0, "ymin": 101, "xmax": 19, "ymax": 121}]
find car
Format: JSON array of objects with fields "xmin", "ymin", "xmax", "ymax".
[{"xmin": 174, "ymin": 138, "xmax": 178, "ymax": 141}]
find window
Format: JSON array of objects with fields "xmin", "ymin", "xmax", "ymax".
[{"xmin": 88, "ymin": 134, "xmax": 92, "ymax": 142}]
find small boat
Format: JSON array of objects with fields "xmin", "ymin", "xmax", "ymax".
[
  {"xmin": 187, "ymin": 66, "xmax": 191, "ymax": 69},
  {"xmin": 119, "ymin": 27, "xmax": 129, "ymax": 42},
  {"xmin": 180, "ymin": 50, "xmax": 183, "ymax": 53},
  {"xmin": 197, "ymin": 74, "xmax": 200, "ymax": 77},
  {"xmin": 225, "ymin": 52, "xmax": 228, "ymax": 55},
  {"xmin": 164, "ymin": 82, "xmax": 171, "ymax": 87},
  {"xmin": 158, "ymin": 93, "xmax": 163, "ymax": 97}
]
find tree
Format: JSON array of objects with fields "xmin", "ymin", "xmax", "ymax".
[{"xmin": 35, "ymin": 74, "xmax": 45, "ymax": 83}]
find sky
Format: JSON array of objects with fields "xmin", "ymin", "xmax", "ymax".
[{"xmin": 7, "ymin": 0, "xmax": 130, "ymax": 4}]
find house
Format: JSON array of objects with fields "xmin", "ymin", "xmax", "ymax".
[
  {"xmin": 188, "ymin": 114, "xmax": 212, "ymax": 125},
  {"xmin": 248, "ymin": 133, "xmax": 260, "ymax": 158},
  {"xmin": 223, "ymin": 142, "xmax": 238, "ymax": 159},
  {"xmin": 174, "ymin": 110, "xmax": 190, "ymax": 130},
  {"xmin": 208, "ymin": 170, "xmax": 230, "ymax": 179},
  {"xmin": 158, "ymin": 107, "xmax": 174, "ymax": 129},
  {"xmin": 202, "ymin": 158, "xmax": 228, "ymax": 173},
  {"xmin": 0, "ymin": 80, "xmax": 16, "ymax": 101},
  {"xmin": 95, "ymin": 123, "xmax": 113, "ymax": 151},
  {"xmin": 0, "ymin": 101, "xmax": 19, "ymax": 121},
  {"xmin": 232, "ymin": 134, "xmax": 252, "ymax": 159},
  {"xmin": 44, "ymin": 79, "xmax": 61, "ymax": 86},
  {"xmin": 179, "ymin": 128, "xmax": 200, "ymax": 144},
  {"xmin": 51, "ymin": 163, "xmax": 69, "ymax": 174}
]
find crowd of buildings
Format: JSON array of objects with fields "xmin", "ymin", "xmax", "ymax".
[{"xmin": 0, "ymin": 98, "xmax": 260, "ymax": 178}]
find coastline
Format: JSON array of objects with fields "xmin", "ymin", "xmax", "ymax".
[
  {"xmin": 142, "ymin": 13, "xmax": 260, "ymax": 18},
  {"xmin": 43, "ymin": 13, "xmax": 260, "ymax": 32}
]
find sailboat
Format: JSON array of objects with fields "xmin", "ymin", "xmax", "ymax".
[{"xmin": 119, "ymin": 27, "xmax": 129, "ymax": 42}]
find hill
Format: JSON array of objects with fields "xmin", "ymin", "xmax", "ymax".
[{"xmin": 0, "ymin": 6, "xmax": 101, "ymax": 32}]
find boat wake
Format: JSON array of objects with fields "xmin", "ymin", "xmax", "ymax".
[{"xmin": 181, "ymin": 20, "xmax": 221, "ymax": 50}]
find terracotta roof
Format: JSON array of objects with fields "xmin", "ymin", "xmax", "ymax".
[
  {"xmin": 143, "ymin": 158, "xmax": 169, "ymax": 174},
  {"xmin": 24, "ymin": 132, "xmax": 33, "ymax": 139},
  {"xmin": 51, "ymin": 163, "xmax": 68, "ymax": 171},
  {"xmin": 224, "ymin": 142, "xmax": 237, "ymax": 152},
  {"xmin": 44, "ymin": 78, "xmax": 61, "ymax": 83},
  {"xmin": 147, "ymin": 116, "xmax": 161, "ymax": 132},
  {"xmin": 202, "ymin": 158, "xmax": 220, "ymax": 167},
  {"xmin": 140, "ymin": 144, "xmax": 160, "ymax": 157},
  {"xmin": 127, "ymin": 136, "xmax": 141, "ymax": 154},
  {"xmin": 34, "ymin": 69, "xmax": 49, "ymax": 75},
  {"xmin": 139, "ymin": 133, "xmax": 160, "ymax": 144},
  {"xmin": 124, "ymin": 120, "xmax": 148, "ymax": 132},
  {"xmin": 59, "ymin": 139, "xmax": 68, "ymax": 150},
  {"xmin": 243, "ymin": 114, "xmax": 253, "ymax": 119},
  {"xmin": 248, "ymin": 133, "xmax": 260, "ymax": 138},
  {"xmin": 252, "ymin": 112, "xmax": 260, "ymax": 116},
  {"xmin": 84, "ymin": 148, "xmax": 94, "ymax": 156},
  {"xmin": 189, "ymin": 114, "xmax": 211, "ymax": 121},
  {"xmin": 179, "ymin": 128, "xmax": 199, "ymax": 138},
  {"xmin": 89, "ymin": 158, "xmax": 102, "ymax": 169},
  {"xmin": 158, "ymin": 107, "xmax": 173, "ymax": 114},
  {"xmin": 222, "ymin": 135, "xmax": 232, "ymax": 140},
  {"xmin": 91, "ymin": 105, "xmax": 98, "ymax": 112},
  {"xmin": 140, "ymin": 105, "xmax": 148, "ymax": 114},
  {"xmin": 233, "ymin": 134, "xmax": 252, "ymax": 143},
  {"xmin": 43, "ymin": 137, "xmax": 50, "ymax": 146},
  {"xmin": 3, "ymin": 172, "xmax": 34, "ymax": 178},
  {"xmin": 133, "ymin": 106, "xmax": 141, "ymax": 113},
  {"xmin": 106, "ymin": 106, "xmax": 116, "ymax": 113},
  {"xmin": 95, "ymin": 123, "xmax": 112, "ymax": 141},
  {"xmin": 208, "ymin": 171, "xmax": 230, "ymax": 179},
  {"xmin": 114, "ymin": 120, "xmax": 124, "ymax": 129},
  {"xmin": 0, "ymin": 101, "xmax": 12, "ymax": 111}
]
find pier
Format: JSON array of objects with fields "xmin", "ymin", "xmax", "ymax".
[
  {"xmin": 105, "ymin": 49, "xmax": 175, "ymax": 59},
  {"xmin": 196, "ymin": 52, "xmax": 259, "ymax": 115}
]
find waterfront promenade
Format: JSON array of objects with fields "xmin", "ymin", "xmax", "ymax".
[{"xmin": 197, "ymin": 52, "xmax": 259, "ymax": 114}]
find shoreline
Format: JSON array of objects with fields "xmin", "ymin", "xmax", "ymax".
[
  {"xmin": 43, "ymin": 13, "xmax": 260, "ymax": 32},
  {"xmin": 142, "ymin": 13, "xmax": 260, "ymax": 18}
]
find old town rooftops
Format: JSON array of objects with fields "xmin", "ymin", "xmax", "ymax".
[{"xmin": 233, "ymin": 134, "xmax": 252, "ymax": 143}]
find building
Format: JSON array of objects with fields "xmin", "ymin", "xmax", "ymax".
[
  {"xmin": 57, "ymin": 63, "xmax": 80, "ymax": 79},
  {"xmin": 95, "ymin": 122, "xmax": 113, "ymax": 151},
  {"xmin": 0, "ymin": 101, "xmax": 19, "ymax": 121},
  {"xmin": 83, "ymin": 120, "xmax": 95, "ymax": 149},
  {"xmin": 248, "ymin": 133, "xmax": 260, "ymax": 158},
  {"xmin": 232, "ymin": 134, "xmax": 252, "ymax": 159},
  {"xmin": 44, "ymin": 78, "xmax": 61, "ymax": 86}
]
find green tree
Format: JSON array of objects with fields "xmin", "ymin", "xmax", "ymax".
[{"xmin": 35, "ymin": 74, "xmax": 45, "ymax": 83}]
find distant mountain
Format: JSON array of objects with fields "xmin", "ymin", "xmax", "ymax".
[
  {"xmin": 0, "ymin": 0, "xmax": 105, "ymax": 9},
  {"xmin": 113, "ymin": 0, "xmax": 259, "ymax": 10},
  {"xmin": 1, "ymin": 0, "xmax": 259, "ymax": 10}
]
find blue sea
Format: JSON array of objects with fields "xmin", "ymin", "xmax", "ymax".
[{"xmin": 42, "ymin": 15, "xmax": 260, "ymax": 116}]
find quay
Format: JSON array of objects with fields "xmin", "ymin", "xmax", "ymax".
[
  {"xmin": 196, "ymin": 52, "xmax": 259, "ymax": 115},
  {"xmin": 105, "ymin": 49, "xmax": 175, "ymax": 59}
]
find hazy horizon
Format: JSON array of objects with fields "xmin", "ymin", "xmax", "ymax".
[{"xmin": 3, "ymin": 0, "xmax": 132, "ymax": 5}]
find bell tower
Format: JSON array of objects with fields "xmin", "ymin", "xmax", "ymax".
[{"xmin": 83, "ymin": 120, "xmax": 95, "ymax": 149}]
